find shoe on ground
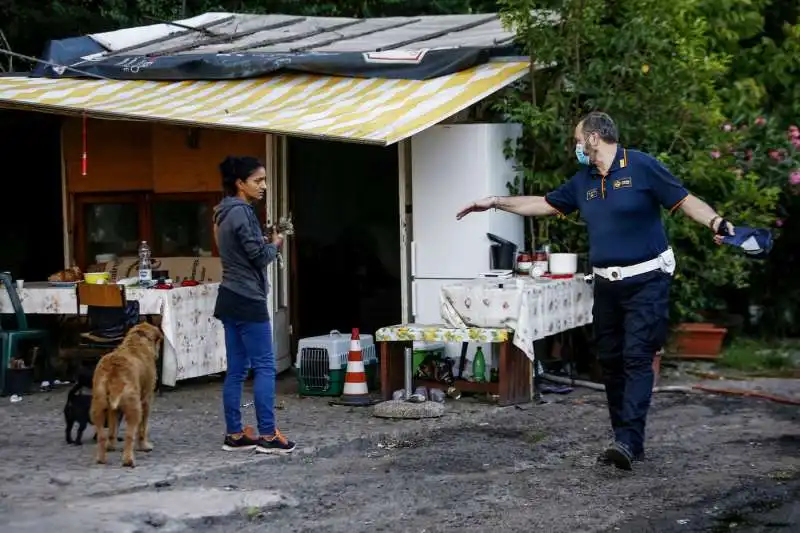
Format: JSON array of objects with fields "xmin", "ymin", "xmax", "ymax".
[
  {"xmin": 597, "ymin": 451, "xmax": 645, "ymax": 465},
  {"xmin": 601, "ymin": 441, "xmax": 635, "ymax": 471},
  {"xmin": 256, "ymin": 429, "xmax": 296, "ymax": 455},
  {"xmin": 222, "ymin": 425, "xmax": 259, "ymax": 451},
  {"xmin": 597, "ymin": 448, "xmax": 645, "ymax": 465}
]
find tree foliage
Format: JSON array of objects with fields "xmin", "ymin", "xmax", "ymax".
[
  {"xmin": 673, "ymin": 0, "xmax": 800, "ymax": 333},
  {"xmin": 495, "ymin": 0, "xmax": 792, "ymax": 324}
]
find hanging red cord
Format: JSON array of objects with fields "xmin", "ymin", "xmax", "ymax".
[{"xmin": 81, "ymin": 112, "xmax": 87, "ymax": 176}]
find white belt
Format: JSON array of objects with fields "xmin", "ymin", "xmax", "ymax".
[{"xmin": 593, "ymin": 248, "xmax": 676, "ymax": 282}]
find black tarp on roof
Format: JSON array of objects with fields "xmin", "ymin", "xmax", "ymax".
[{"xmin": 33, "ymin": 12, "xmax": 522, "ymax": 81}]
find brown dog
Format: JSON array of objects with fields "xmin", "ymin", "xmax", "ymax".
[{"xmin": 90, "ymin": 322, "xmax": 163, "ymax": 467}]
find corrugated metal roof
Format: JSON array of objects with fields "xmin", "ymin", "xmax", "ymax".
[{"xmin": 85, "ymin": 12, "xmax": 517, "ymax": 58}]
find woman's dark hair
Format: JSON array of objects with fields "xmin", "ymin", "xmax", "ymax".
[{"xmin": 219, "ymin": 156, "xmax": 264, "ymax": 196}]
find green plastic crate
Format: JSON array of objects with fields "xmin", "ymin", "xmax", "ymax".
[
  {"xmin": 296, "ymin": 362, "xmax": 378, "ymax": 397},
  {"xmin": 297, "ymin": 366, "xmax": 346, "ymax": 397},
  {"xmin": 413, "ymin": 342, "xmax": 446, "ymax": 374}
]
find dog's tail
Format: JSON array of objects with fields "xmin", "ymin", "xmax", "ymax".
[
  {"xmin": 67, "ymin": 382, "xmax": 83, "ymax": 400},
  {"xmin": 106, "ymin": 379, "xmax": 129, "ymax": 411}
]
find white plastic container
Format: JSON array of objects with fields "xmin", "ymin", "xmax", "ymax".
[
  {"xmin": 296, "ymin": 330, "xmax": 376, "ymax": 370},
  {"xmin": 549, "ymin": 253, "xmax": 578, "ymax": 274}
]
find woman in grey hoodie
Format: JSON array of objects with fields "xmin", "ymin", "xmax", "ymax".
[{"xmin": 212, "ymin": 156, "xmax": 295, "ymax": 454}]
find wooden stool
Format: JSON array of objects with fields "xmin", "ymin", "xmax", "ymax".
[{"xmin": 375, "ymin": 324, "xmax": 531, "ymax": 407}]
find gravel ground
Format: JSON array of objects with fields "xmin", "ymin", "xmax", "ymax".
[{"xmin": 0, "ymin": 373, "xmax": 798, "ymax": 533}]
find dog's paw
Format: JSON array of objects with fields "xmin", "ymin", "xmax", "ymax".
[
  {"xmin": 96, "ymin": 457, "xmax": 107, "ymax": 465},
  {"xmin": 138, "ymin": 441, "xmax": 154, "ymax": 452},
  {"xmin": 106, "ymin": 442, "xmax": 117, "ymax": 451},
  {"xmin": 122, "ymin": 458, "xmax": 135, "ymax": 468}
]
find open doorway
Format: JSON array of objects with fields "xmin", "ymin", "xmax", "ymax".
[
  {"xmin": 288, "ymin": 138, "xmax": 401, "ymax": 346},
  {"xmin": 0, "ymin": 110, "xmax": 64, "ymax": 278}
]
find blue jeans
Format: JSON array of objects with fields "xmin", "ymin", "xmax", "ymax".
[
  {"xmin": 221, "ymin": 319, "xmax": 276, "ymax": 436},
  {"xmin": 592, "ymin": 270, "xmax": 671, "ymax": 455}
]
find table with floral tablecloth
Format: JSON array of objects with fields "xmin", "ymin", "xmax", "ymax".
[
  {"xmin": 0, "ymin": 282, "xmax": 224, "ymax": 386},
  {"xmin": 439, "ymin": 276, "xmax": 594, "ymax": 361}
]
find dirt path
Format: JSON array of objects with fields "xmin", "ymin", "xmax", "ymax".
[{"xmin": 0, "ymin": 377, "xmax": 797, "ymax": 532}]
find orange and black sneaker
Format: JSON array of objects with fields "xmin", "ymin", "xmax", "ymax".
[
  {"xmin": 255, "ymin": 429, "xmax": 296, "ymax": 455},
  {"xmin": 222, "ymin": 425, "xmax": 259, "ymax": 452}
]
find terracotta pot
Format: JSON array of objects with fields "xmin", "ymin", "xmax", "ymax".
[
  {"xmin": 671, "ymin": 322, "xmax": 728, "ymax": 359},
  {"xmin": 652, "ymin": 352, "xmax": 662, "ymax": 387}
]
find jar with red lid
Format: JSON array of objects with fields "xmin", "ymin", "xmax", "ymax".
[
  {"xmin": 516, "ymin": 251, "xmax": 532, "ymax": 274},
  {"xmin": 531, "ymin": 249, "xmax": 549, "ymax": 277}
]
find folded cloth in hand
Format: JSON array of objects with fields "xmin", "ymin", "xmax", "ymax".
[{"xmin": 721, "ymin": 226, "xmax": 773, "ymax": 259}]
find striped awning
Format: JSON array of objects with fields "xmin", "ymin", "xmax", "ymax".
[{"xmin": 0, "ymin": 60, "xmax": 528, "ymax": 145}]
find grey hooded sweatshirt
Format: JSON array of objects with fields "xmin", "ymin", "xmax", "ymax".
[{"xmin": 212, "ymin": 196, "xmax": 279, "ymax": 323}]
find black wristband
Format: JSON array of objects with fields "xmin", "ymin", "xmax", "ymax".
[{"xmin": 716, "ymin": 218, "xmax": 732, "ymax": 236}]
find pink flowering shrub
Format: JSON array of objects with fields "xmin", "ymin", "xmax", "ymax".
[
  {"xmin": 713, "ymin": 117, "xmax": 799, "ymax": 227},
  {"xmin": 712, "ymin": 116, "xmax": 800, "ymax": 336},
  {"xmin": 662, "ymin": 116, "xmax": 783, "ymax": 323}
]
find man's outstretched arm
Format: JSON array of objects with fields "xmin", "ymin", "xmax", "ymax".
[
  {"xmin": 679, "ymin": 194, "xmax": 735, "ymax": 235},
  {"xmin": 456, "ymin": 195, "xmax": 558, "ymax": 220}
]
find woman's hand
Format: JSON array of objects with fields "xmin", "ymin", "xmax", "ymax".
[{"xmin": 270, "ymin": 232, "xmax": 284, "ymax": 248}]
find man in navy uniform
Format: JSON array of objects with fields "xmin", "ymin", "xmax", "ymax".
[{"xmin": 456, "ymin": 111, "xmax": 734, "ymax": 470}]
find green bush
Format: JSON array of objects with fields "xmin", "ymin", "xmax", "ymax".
[
  {"xmin": 713, "ymin": 8, "xmax": 800, "ymax": 337},
  {"xmin": 496, "ymin": 0, "xmax": 781, "ymax": 324}
]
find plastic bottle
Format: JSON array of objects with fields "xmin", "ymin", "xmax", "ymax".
[
  {"xmin": 138, "ymin": 241, "xmax": 152, "ymax": 283},
  {"xmin": 472, "ymin": 347, "xmax": 486, "ymax": 383}
]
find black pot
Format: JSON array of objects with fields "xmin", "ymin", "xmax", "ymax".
[{"xmin": 487, "ymin": 233, "xmax": 517, "ymax": 271}]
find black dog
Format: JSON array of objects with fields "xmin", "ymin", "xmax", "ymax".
[
  {"xmin": 63, "ymin": 366, "xmax": 122, "ymax": 445},
  {"xmin": 64, "ymin": 381, "xmax": 92, "ymax": 445}
]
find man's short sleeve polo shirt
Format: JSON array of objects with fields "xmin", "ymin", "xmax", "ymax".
[{"xmin": 544, "ymin": 146, "xmax": 689, "ymax": 268}]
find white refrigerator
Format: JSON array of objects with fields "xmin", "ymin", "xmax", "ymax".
[{"xmin": 410, "ymin": 123, "xmax": 524, "ymax": 373}]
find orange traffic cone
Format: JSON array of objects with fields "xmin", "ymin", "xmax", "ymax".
[{"xmin": 329, "ymin": 328, "xmax": 376, "ymax": 407}]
